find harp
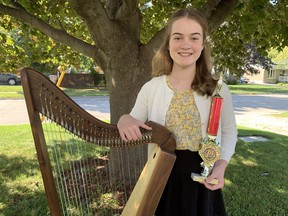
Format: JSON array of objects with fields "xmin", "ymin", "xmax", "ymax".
[{"xmin": 21, "ymin": 67, "xmax": 176, "ymax": 216}]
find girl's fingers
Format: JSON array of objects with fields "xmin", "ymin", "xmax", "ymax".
[
  {"xmin": 201, "ymin": 178, "xmax": 224, "ymax": 191},
  {"xmin": 140, "ymin": 123, "xmax": 152, "ymax": 131},
  {"xmin": 117, "ymin": 114, "xmax": 153, "ymax": 141},
  {"xmin": 119, "ymin": 131, "xmax": 128, "ymax": 142}
]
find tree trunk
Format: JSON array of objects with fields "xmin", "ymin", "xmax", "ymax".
[{"xmin": 99, "ymin": 42, "xmax": 153, "ymax": 180}]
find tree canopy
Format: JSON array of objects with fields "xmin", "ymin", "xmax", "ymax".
[
  {"xmin": 269, "ymin": 46, "xmax": 288, "ymax": 65},
  {"xmin": 1, "ymin": 0, "xmax": 288, "ymax": 120}
]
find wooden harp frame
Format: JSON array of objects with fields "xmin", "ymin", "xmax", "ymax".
[{"xmin": 21, "ymin": 67, "xmax": 176, "ymax": 215}]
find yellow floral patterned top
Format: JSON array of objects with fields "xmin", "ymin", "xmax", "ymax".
[{"xmin": 165, "ymin": 76, "xmax": 202, "ymax": 151}]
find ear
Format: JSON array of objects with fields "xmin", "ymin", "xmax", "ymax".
[
  {"xmin": 201, "ymin": 42, "xmax": 205, "ymax": 51},
  {"xmin": 202, "ymin": 39, "xmax": 208, "ymax": 50}
]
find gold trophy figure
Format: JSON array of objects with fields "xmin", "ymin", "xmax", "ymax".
[{"xmin": 191, "ymin": 136, "xmax": 221, "ymax": 185}]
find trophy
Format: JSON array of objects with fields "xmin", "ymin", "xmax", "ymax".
[{"xmin": 191, "ymin": 87, "xmax": 223, "ymax": 185}]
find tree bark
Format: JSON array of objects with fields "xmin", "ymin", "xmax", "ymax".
[{"xmin": 200, "ymin": 0, "xmax": 240, "ymax": 32}]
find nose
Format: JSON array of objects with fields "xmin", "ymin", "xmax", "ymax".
[
  {"xmin": 181, "ymin": 45, "xmax": 190, "ymax": 50},
  {"xmin": 181, "ymin": 38, "xmax": 191, "ymax": 50},
  {"xmin": 181, "ymin": 44, "xmax": 191, "ymax": 50}
]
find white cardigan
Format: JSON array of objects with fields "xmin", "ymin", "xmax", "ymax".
[{"xmin": 130, "ymin": 75, "xmax": 238, "ymax": 162}]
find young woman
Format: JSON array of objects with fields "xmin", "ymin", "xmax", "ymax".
[{"xmin": 117, "ymin": 8, "xmax": 237, "ymax": 216}]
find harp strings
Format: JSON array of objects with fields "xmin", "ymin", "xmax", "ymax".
[
  {"xmin": 41, "ymin": 86, "xmax": 98, "ymax": 214},
  {"xmin": 43, "ymin": 116, "xmax": 116, "ymax": 215},
  {"xmin": 45, "ymin": 89, "xmax": 85, "ymax": 213},
  {"xmin": 39, "ymin": 85, "xmax": 145, "ymax": 215},
  {"xmin": 45, "ymin": 121, "xmax": 70, "ymax": 213},
  {"xmin": 40, "ymin": 86, "xmax": 70, "ymax": 211}
]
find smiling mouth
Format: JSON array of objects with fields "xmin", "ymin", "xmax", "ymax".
[{"xmin": 178, "ymin": 52, "xmax": 192, "ymax": 56}]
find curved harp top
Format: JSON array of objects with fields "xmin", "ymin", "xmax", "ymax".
[{"xmin": 20, "ymin": 67, "xmax": 176, "ymax": 151}]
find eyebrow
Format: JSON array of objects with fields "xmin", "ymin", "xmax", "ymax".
[{"xmin": 172, "ymin": 32, "xmax": 202, "ymax": 36}]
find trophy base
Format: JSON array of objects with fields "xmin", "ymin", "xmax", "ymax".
[{"xmin": 191, "ymin": 173, "xmax": 218, "ymax": 185}]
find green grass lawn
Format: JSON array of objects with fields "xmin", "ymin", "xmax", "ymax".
[
  {"xmin": 0, "ymin": 124, "xmax": 287, "ymax": 215},
  {"xmin": 0, "ymin": 86, "xmax": 24, "ymax": 99},
  {"xmin": 228, "ymin": 83, "xmax": 288, "ymax": 95},
  {"xmin": 224, "ymin": 126, "xmax": 288, "ymax": 215},
  {"xmin": 0, "ymin": 124, "xmax": 49, "ymax": 215},
  {"xmin": 272, "ymin": 111, "xmax": 288, "ymax": 118},
  {"xmin": 0, "ymin": 85, "xmax": 108, "ymax": 99}
]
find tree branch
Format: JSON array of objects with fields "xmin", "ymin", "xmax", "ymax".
[
  {"xmin": 69, "ymin": 0, "xmax": 110, "ymax": 25},
  {"xmin": 144, "ymin": 27, "xmax": 166, "ymax": 55},
  {"xmin": 69, "ymin": 0, "xmax": 123, "ymax": 51},
  {"xmin": 0, "ymin": 3, "xmax": 104, "ymax": 62},
  {"xmin": 105, "ymin": 0, "xmax": 140, "ymax": 43},
  {"xmin": 106, "ymin": 0, "xmax": 138, "ymax": 20},
  {"xmin": 200, "ymin": 0, "xmax": 240, "ymax": 32},
  {"xmin": 10, "ymin": 1, "xmax": 26, "ymax": 10}
]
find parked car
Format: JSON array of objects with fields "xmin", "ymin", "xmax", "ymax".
[
  {"xmin": 0, "ymin": 73, "xmax": 21, "ymax": 85},
  {"xmin": 240, "ymin": 77, "xmax": 250, "ymax": 84}
]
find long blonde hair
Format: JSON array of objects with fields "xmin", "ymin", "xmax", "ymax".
[{"xmin": 151, "ymin": 8, "xmax": 217, "ymax": 96}]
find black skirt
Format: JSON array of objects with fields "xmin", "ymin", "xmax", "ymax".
[{"xmin": 155, "ymin": 150, "xmax": 226, "ymax": 216}]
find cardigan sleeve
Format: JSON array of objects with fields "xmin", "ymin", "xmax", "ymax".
[
  {"xmin": 129, "ymin": 81, "xmax": 151, "ymax": 122},
  {"xmin": 219, "ymin": 83, "xmax": 238, "ymax": 162}
]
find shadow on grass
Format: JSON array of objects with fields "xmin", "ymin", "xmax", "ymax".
[
  {"xmin": 0, "ymin": 154, "xmax": 49, "ymax": 216},
  {"xmin": 224, "ymin": 128, "xmax": 288, "ymax": 215}
]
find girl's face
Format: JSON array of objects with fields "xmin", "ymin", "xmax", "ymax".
[{"xmin": 168, "ymin": 17, "xmax": 204, "ymax": 70}]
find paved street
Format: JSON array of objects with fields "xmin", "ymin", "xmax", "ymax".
[
  {"xmin": 233, "ymin": 94, "xmax": 288, "ymax": 135},
  {"xmin": 0, "ymin": 94, "xmax": 287, "ymax": 135},
  {"xmin": 0, "ymin": 96, "xmax": 110, "ymax": 125}
]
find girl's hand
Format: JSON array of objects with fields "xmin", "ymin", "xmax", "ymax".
[
  {"xmin": 117, "ymin": 114, "xmax": 152, "ymax": 142},
  {"xmin": 200, "ymin": 159, "xmax": 228, "ymax": 191}
]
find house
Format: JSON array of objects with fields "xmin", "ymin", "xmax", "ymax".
[{"xmin": 244, "ymin": 63, "xmax": 288, "ymax": 84}]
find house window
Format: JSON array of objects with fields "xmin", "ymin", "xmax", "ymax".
[{"xmin": 268, "ymin": 70, "xmax": 275, "ymax": 78}]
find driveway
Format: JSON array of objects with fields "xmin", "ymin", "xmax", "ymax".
[{"xmin": 0, "ymin": 94, "xmax": 287, "ymax": 135}]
